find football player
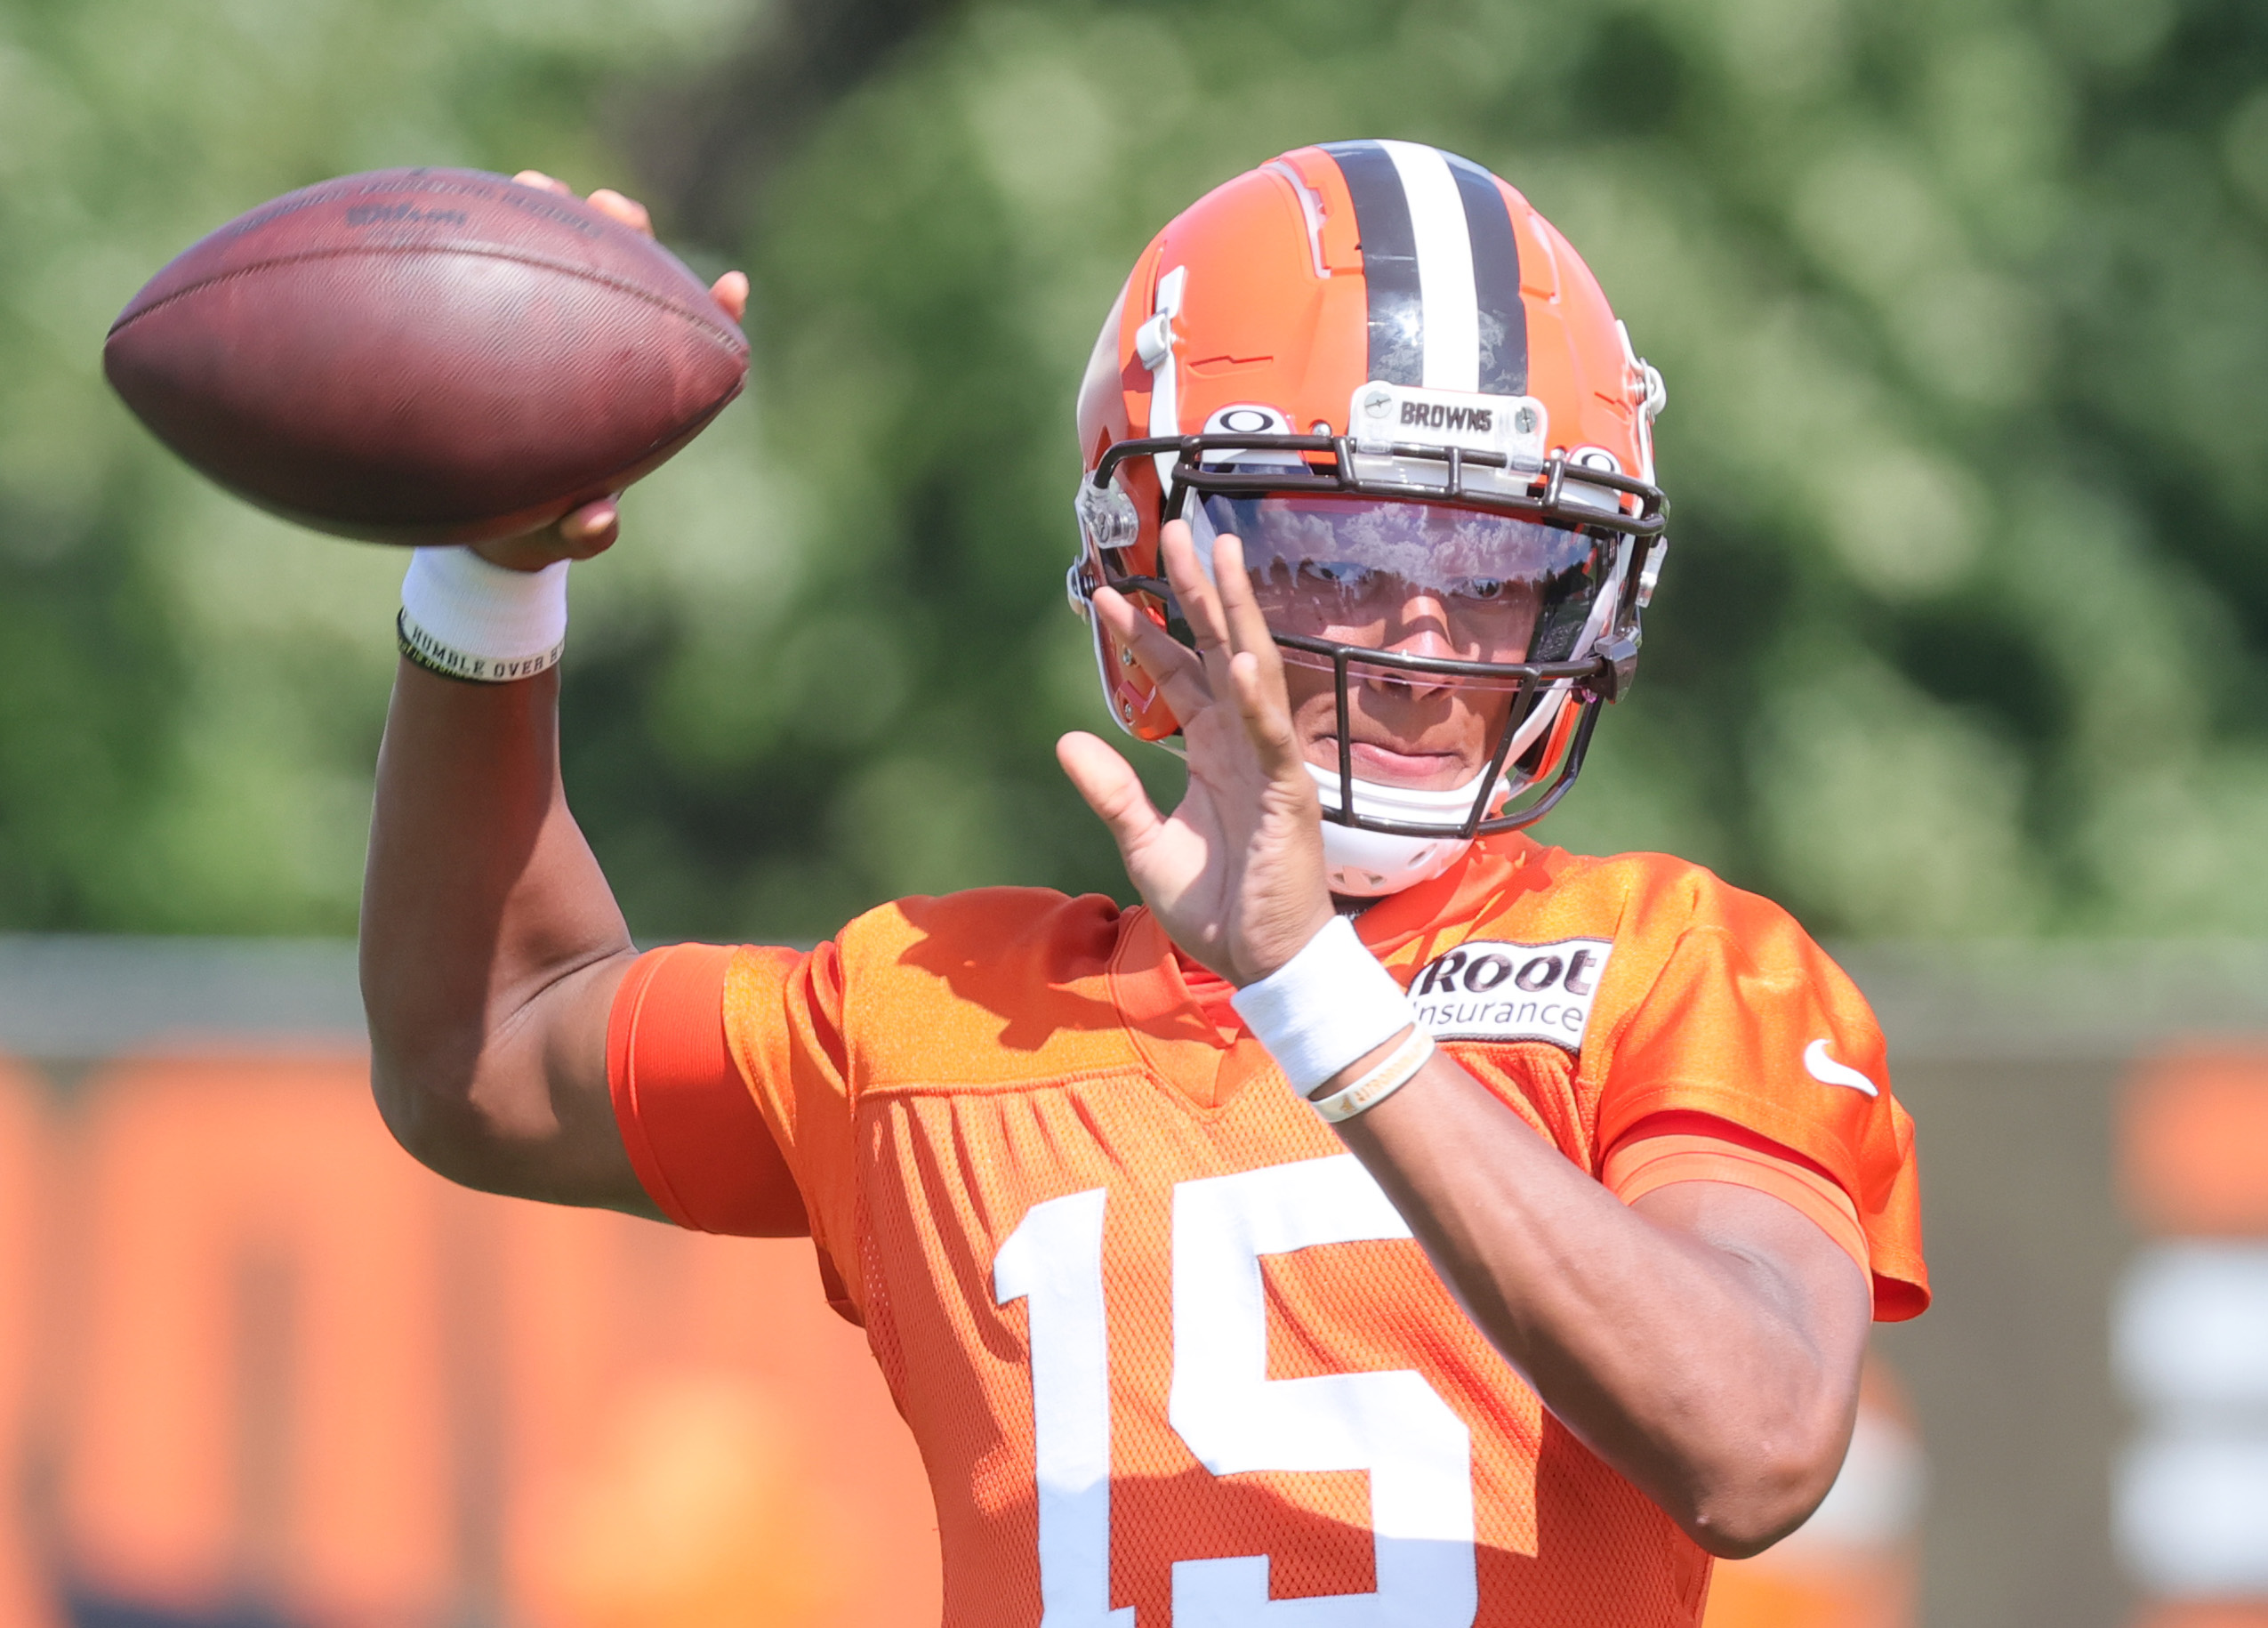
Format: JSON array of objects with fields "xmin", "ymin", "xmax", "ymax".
[{"xmin": 364, "ymin": 146, "xmax": 1926, "ymax": 1626}]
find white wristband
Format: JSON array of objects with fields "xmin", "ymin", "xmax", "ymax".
[
  {"xmin": 398, "ymin": 547, "xmax": 568, "ymax": 682},
  {"xmin": 1229, "ymin": 915, "xmax": 1420, "ymax": 1096}
]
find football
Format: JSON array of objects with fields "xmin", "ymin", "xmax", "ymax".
[{"xmin": 103, "ymin": 167, "xmax": 748, "ymax": 545}]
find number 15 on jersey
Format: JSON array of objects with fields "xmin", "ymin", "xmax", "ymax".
[{"xmin": 994, "ymin": 1155, "xmax": 1480, "ymax": 1628}]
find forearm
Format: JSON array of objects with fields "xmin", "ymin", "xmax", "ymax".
[
  {"xmin": 361, "ymin": 660, "xmax": 636, "ymax": 1189},
  {"xmin": 1332, "ymin": 1052, "xmax": 1868, "ymax": 1556}
]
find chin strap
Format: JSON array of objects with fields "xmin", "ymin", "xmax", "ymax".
[
  {"xmin": 1319, "ymin": 824, "xmax": 1468, "ymax": 899},
  {"xmin": 1309, "ymin": 762, "xmax": 1505, "ymax": 898}
]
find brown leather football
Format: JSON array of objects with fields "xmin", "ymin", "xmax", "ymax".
[{"xmin": 104, "ymin": 168, "xmax": 749, "ymax": 544}]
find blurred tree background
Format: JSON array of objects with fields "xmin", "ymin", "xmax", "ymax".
[{"xmin": 3, "ymin": 0, "xmax": 2267, "ymax": 942}]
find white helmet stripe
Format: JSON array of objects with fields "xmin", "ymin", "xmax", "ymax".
[{"xmin": 1378, "ymin": 141, "xmax": 1480, "ymax": 393}]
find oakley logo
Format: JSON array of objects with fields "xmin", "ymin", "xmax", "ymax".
[
  {"xmin": 1408, "ymin": 937, "xmax": 1613, "ymax": 1053},
  {"xmin": 1802, "ymin": 1039, "xmax": 1878, "ymax": 1097},
  {"xmin": 1401, "ymin": 400, "xmax": 1494, "ymax": 434}
]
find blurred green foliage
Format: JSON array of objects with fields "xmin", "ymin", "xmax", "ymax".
[
  {"xmin": 4, "ymin": 0, "xmax": 2268, "ymax": 941},
  {"xmin": 0, "ymin": 0, "xmax": 753, "ymax": 930}
]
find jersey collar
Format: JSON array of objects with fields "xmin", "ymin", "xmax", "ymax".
[{"xmin": 1346, "ymin": 830, "xmax": 1555, "ymax": 972}]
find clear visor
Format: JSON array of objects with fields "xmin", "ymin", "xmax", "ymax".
[{"xmin": 1194, "ymin": 491, "xmax": 1609, "ymax": 666}]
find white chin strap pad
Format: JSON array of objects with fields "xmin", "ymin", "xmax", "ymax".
[
  {"xmin": 1319, "ymin": 822, "xmax": 1469, "ymax": 898},
  {"xmin": 1308, "ymin": 762, "xmax": 1504, "ymax": 898}
]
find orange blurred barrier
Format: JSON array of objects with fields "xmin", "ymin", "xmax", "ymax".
[
  {"xmin": 61, "ymin": 1051, "xmax": 457, "ymax": 1624},
  {"xmin": 2123, "ymin": 1046, "xmax": 2268, "ymax": 1235},
  {"xmin": 1701, "ymin": 1358, "xmax": 1923, "ymax": 1628},
  {"xmin": 33, "ymin": 1047, "xmax": 937, "ymax": 1628},
  {"xmin": 0, "ymin": 1060, "xmax": 54, "ymax": 1628},
  {"xmin": 485, "ymin": 1200, "xmax": 940, "ymax": 1628}
]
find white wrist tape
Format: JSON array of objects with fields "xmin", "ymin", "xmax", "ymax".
[
  {"xmin": 398, "ymin": 547, "xmax": 568, "ymax": 682},
  {"xmin": 1311, "ymin": 1027, "xmax": 1434, "ymax": 1123},
  {"xmin": 1229, "ymin": 915, "xmax": 1420, "ymax": 1096}
]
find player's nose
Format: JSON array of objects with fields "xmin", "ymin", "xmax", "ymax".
[{"xmin": 1364, "ymin": 592, "xmax": 1460, "ymax": 694}]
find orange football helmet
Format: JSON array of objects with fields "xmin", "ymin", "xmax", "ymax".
[{"xmin": 1069, "ymin": 140, "xmax": 1669, "ymax": 894}]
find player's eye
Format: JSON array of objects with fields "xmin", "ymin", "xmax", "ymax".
[
  {"xmin": 1449, "ymin": 576, "xmax": 1511, "ymax": 602},
  {"xmin": 1299, "ymin": 560, "xmax": 1379, "ymax": 591}
]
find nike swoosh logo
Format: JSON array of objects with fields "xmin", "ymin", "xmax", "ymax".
[{"xmin": 1804, "ymin": 1039, "xmax": 1878, "ymax": 1097}]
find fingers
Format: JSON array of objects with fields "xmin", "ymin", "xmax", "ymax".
[
  {"xmin": 509, "ymin": 173, "xmax": 658, "ymax": 241},
  {"xmin": 555, "ymin": 496, "xmax": 622, "ymax": 559},
  {"xmin": 1158, "ymin": 520, "xmax": 1233, "ymax": 664},
  {"xmin": 1156, "ymin": 523, "xmax": 1307, "ymax": 780},
  {"xmin": 1091, "ymin": 584, "xmax": 1210, "ymax": 723},
  {"xmin": 586, "ymin": 187, "xmax": 653, "ymax": 238},
  {"xmin": 471, "ymin": 535, "xmax": 560, "ymax": 572},
  {"xmin": 1057, "ymin": 731, "xmax": 1165, "ymax": 858},
  {"xmin": 468, "ymin": 496, "xmax": 621, "ymax": 572},
  {"xmin": 710, "ymin": 270, "xmax": 749, "ymax": 324},
  {"xmin": 1115, "ymin": 522, "xmax": 1302, "ymax": 786},
  {"xmin": 1208, "ymin": 532, "xmax": 1301, "ymax": 773},
  {"xmin": 1158, "ymin": 522, "xmax": 1275, "ymax": 681},
  {"xmin": 1209, "ymin": 531, "xmax": 1285, "ymax": 682},
  {"xmin": 1226, "ymin": 649, "xmax": 1307, "ymax": 778}
]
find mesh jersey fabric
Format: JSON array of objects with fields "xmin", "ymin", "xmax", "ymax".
[
  {"xmin": 605, "ymin": 833, "xmax": 1927, "ymax": 1628},
  {"xmin": 1173, "ymin": 957, "xmax": 1875, "ymax": 1283}
]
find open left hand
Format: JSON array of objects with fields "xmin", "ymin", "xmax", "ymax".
[
  {"xmin": 1058, "ymin": 520, "xmax": 1336, "ymax": 986},
  {"xmin": 473, "ymin": 171, "xmax": 751, "ymax": 574}
]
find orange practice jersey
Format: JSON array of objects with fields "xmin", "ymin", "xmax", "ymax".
[{"xmin": 607, "ymin": 834, "xmax": 1927, "ymax": 1628}]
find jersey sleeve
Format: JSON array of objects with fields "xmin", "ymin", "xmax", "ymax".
[
  {"xmin": 606, "ymin": 939, "xmax": 852, "ymax": 1264},
  {"xmin": 1596, "ymin": 903, "xmax": 1928, "ymax": 1320},
  {"xmin": 1602, "ymin": 1110, "xmax": 1870, "ymax": 1284}
]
